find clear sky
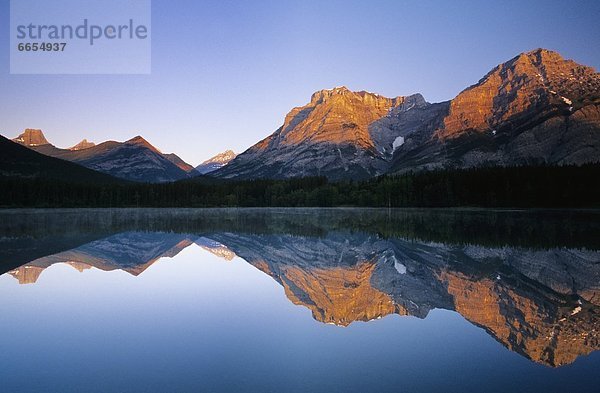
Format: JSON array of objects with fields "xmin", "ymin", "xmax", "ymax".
[{"xmin": 1, "ymin": 0, "xmax": 599, "ymax": 166}]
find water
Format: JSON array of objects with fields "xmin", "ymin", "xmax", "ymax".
[{"xmin": 0, "ymin": 208, "xmax": 598, "ymax": 393}]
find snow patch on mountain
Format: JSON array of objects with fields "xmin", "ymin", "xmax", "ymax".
[{"xmin": 393, "ymin": 136, "xmax": 405, "ymax": 151}]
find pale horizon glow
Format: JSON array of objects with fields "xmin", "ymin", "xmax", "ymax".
[{"xmin": 1, "ymin": 0, "xmax": 599, "ymax": 166}]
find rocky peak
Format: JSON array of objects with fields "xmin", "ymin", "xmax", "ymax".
[
  {"xmin": 390, "ymin": 93, "xmax": 429, "ymax": 115},
  {"xmin": 309, "ymin": 86, "xmax": 404, "ymax": 107},
  {"xmin": 162, "ymin": 153, "xmax": 196, "ymax": 173},
  {"xmin": 125, "ymin": 135, "xmax": 161, "ymax": 153},
  {"xmin": 436, "ymin": 48, "xmax": 600, "ymax": 139},
  {"xmin": 276, "ymin": 87, "xmax": 405, "ymax": 149},
  {"xmin": 195, "ymin": 149, "xmax": 238, "ymax": 174},
  {"xmin": 404, "ymin": 92, "xmax": 427, "ymax": 105},
  {"xmin": 69, "ymin": 139, "xmax": 95, "ymax": 151},
  {"xmin": 12, "ymin": 129, "xmax": 50, "ymax": 147},
  {"xmin": 204, "ymin": 149, "xmax": 237, "ymax": 164},
  {"xmin": 127, "ymin": 135, "xmax": 149, "ymax": 144},
  {"xmin": 310, "ymin": 86, "xmax": 352, "ymax": 103}
]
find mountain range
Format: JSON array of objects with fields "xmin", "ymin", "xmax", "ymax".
[
  {"xmin": 10, "ymin": 129, "xmax": 199, "ymax": 183},
  {"xmin": 2, "ymin": 48, "xmax": 599, "ymax": 183},
  {"xmin": 214, "ymin": 49, "xmax": 600, "ymax": 180},
  {"xmin": 0, "ymin": 135, "xmax": 124, "ymax": 184}
]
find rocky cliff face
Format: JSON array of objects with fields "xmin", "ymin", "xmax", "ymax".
[
  {"xmin": 213, "ymin": 87, "xmax": 412, "ymax": 180},
  {"xmin": 12, "ymin": 129, "xmax": 50, "ymax": 147},
  {"xmin": 438, "ymin": 49, "xmax": 599, "ymax": 139},
  {"xmin": 274, "ymin": 87, "xmax": 402, "ymax": 149},
  {"xmin": 391, "ymin": 49, "xmax": 600, "ymax": 171}
]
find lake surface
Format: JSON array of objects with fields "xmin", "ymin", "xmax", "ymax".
[{"xmin": 0, "ymin": 208, "xmax": 599, "ymax": 393}]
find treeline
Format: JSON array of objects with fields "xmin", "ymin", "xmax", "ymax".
[{"xmin": 1, "ymin": 164, "xmax": 599, "ymax": 208}]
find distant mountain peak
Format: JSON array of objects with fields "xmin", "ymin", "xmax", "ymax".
[
  {"xmin": 69, "ymin": 139, "xmax": 95, "ymax": 151},
  {"xmin": 125, "ymin": 135, "xmax": 162, "ymax": 153},
  {"xmin": 208, "ymin": 150, "xmax": 236, "ymax": 163},
  {"xmin": 195, "ymin": 149, "xmax": 237, "ymax": 174},
  {"xmin": 127, "ymin": 135, "xmax": 148, "ymax": 144},
  {"xmin": 12, "ymin": 129, "xmax": 50, "ymax": 147}
]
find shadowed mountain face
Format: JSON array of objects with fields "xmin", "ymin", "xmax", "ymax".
[
  {"xmin": 213, "ymin": 49, "xmax": 599, "ymax": 180},
  {"xmin": 0, "ymin": 135, "xmax": 124, "ymax": 184},
  {"xmin": 0, "ymin": 208, "xmax": 598, "ymax": 367},
  {"xmin": 10, "ymin": 130, "xmax": 197, "ymax": 183}
]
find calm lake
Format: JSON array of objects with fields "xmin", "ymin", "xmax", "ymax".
[{"xmin": 0, "ymin": 208, "xmax": 599, "ymax": 393}]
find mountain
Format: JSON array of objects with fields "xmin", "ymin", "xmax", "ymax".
[
  {"xmin": 0, "ymin": 135, "xmax": 124, "ymax": 184},
  {"xmin": 13, "ymin": 129, "xmax": 197, "ymax": 183},
  {"xmin": 62, "ymin": 136, "xmax": 194, "ymax": 183},
  {"xmin": 214, "ymin": 49, "xmax": 600, "ymax": 180},
  {"xmin": 69, "ymin": 139, "xmax": 95, "ymax": 151},
  {"xmin": 12, "ymin": 128, "xmax": 50, "ymax": 146},
  {"xmin": 196, "ymin": 150, "xmax": 237, "ymax": 174},
  {"xmin": 9, "ymin": 49, "xmax": 598, "ymax": 183},
  {"xmin": 213, "ymin": 87, "xmax": 410, "ymax": 180},
  {"xmin": 163, "ymin": 153, "xmax": 198, "ymax": 173},
  {"xmin": 390, "ymin": 48, "xmax": 600, "ymax": 172}
]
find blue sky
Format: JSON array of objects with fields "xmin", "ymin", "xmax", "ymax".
[{"xmin": 1, "ymin": 0, "xmax": 599, "ymax": 166}]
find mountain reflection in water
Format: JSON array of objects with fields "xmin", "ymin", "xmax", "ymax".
[{"xmin": 1, "ymin": 208, "xmax": 598, "ymax": 368}]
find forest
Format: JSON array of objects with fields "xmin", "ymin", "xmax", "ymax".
[{"xmin": 1, "ymin": 164, "xmax": 599, "ymax": 208}]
